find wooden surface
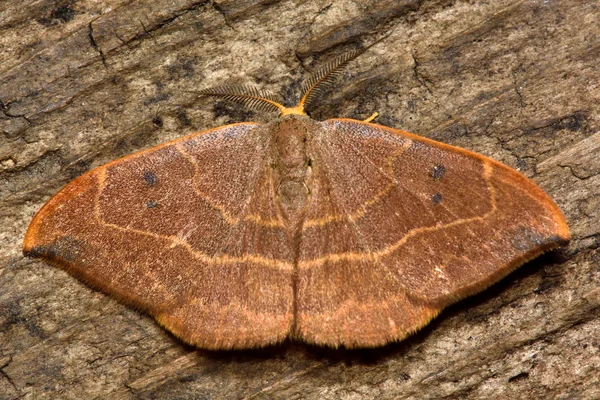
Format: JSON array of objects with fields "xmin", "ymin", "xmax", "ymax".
[{"xmin": 1, "ymin": 0, "xmax": 599, "ymax": 398}]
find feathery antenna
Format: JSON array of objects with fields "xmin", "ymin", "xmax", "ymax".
[
  {"xmin": 298, "ymin": 50, "xmax": 363, "ymax": 113},
  {"xmin": 197, "ymin": 85, "xmax": 286, "ymax": 114},
  {"xmin": 197, "ymin": 50, "xmax": 363, "ymax": 117}
]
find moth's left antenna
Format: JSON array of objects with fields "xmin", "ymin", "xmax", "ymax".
[{"xmin": 196, "ymin": 85, "xmax": 286, "ymax": 114}]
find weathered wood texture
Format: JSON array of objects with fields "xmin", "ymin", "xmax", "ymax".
[{"xmin": 1, "ymin": 0, "xmax": 599, "ymax": 399}]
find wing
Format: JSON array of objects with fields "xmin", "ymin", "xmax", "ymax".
[
  {"xmin": 296, "ymin": 119, "xmax": 570, "ymax": 348},
  {"xmin": 23, "ymin": 123, "xmax": 294, "ymax": 350}
]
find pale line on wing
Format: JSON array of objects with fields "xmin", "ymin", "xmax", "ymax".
[
  {"xmin": 302, "ymin": 140, "xmax": 413, "ymax": 229},
  {"xmin": 299, "ymin": 161, "xmax": 496, "ymax": 269},
  {"xmin": 94, "ymin": 168, "xmax": 293, "ymax": 271},
  {"xmin": 175, "ymin": 142, "xmax": 286, "ymax": 229}
]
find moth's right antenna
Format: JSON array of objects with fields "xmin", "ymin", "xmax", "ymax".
[{"xmin": 292, "ymin": 50, "xmax": 363, "ymax": 115}]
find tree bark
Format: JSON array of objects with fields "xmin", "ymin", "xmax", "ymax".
[{"xmin": 1, "ymin": 0, "xmax": 599, "ymax": 398}]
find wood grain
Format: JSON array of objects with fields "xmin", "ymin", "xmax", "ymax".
[{"xmin": 1, "ymin": 0, "xmax": 599, "ymax": 398}]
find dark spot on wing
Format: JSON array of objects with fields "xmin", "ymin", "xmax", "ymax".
[
  {"xmin": 431, "ymin": 165, "xmax": 446, "ymax": 180},
  {"xmin": 546, "ymin": 235, "xmax": 569, "ymax": 247},
  {"xmin": 431, "ymin": 193, "xmax": 443, "ymax": 203},
  {"xmin": 26, "ymin": 236, "xmax": 84, "ymax": 262},
  {"xmin": 512, "ymin": 227, "xmax": 546, "ymax": 251},
  {"xmin": 146, "ymin": 200, "xmax": 159, "ymax": 208},
  {"xmin": 143, "ymin": 171, "xmax": 158, "ymax": 186}
]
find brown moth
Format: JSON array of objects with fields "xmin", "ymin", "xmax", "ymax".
[{"xmin": 23, "ymin": 52, "xmax": 570, "ymax": 349}]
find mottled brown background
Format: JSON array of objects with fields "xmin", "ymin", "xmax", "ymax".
[{"xmin": 1, "ymin": 0, "xmax": 599, "ymax": 399}]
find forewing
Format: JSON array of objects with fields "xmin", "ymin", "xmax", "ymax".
[
  {"xmin": 23, "ymin": 123, "xmax": 294, "ymax": 350},
  {"xmin": 297, "ymin": 119, "xmax": 569, "ymax": 348}
]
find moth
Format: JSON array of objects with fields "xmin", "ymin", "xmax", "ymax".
[{"xmin": 24, "ymin": 51, "xmax": 569, "ymax": 349}]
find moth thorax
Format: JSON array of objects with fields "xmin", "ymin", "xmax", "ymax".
[{"xmin": 271, "ymin": 116, "xmax": 313, "ymax": 224}]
